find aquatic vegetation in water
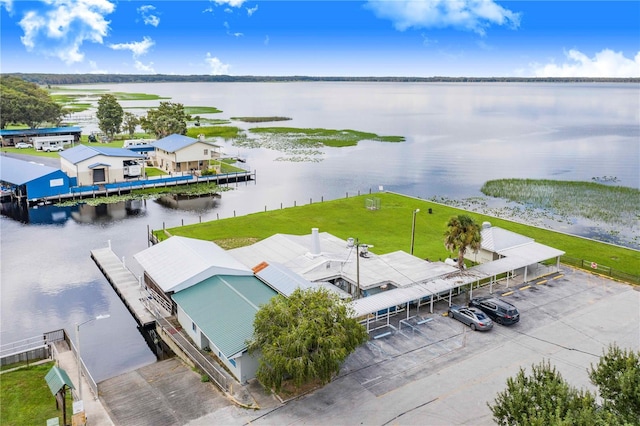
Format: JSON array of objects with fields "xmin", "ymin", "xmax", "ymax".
[
  {"xmin": 431, "ymin": 179, "xmax": 639, "ymax": 249},
  {"xmin": 231, "ymin": 116, "xmax": 292, "ymax": 123},
  {"xmin": 480, "ymin": 179, "xmax": 638, "ymax": 226},
  {"xmin": 233, "ymin": 127, "xmax": 404, "ymax": 162},
  {"xmin": 54, "ymin": 182, "xmax": 231, "ymax": 207}
]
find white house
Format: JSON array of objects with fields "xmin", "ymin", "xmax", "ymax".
[
  {"xmin": 59, "ymin": 145, "xmax": 146, "ymax": 186},
  {"xmin": 151, "ymin": 134, "xmax": 222, "ymax": 174},
  {"xmin": 133, "ymin": 236, "xmax": 275, "ymax": 383}
]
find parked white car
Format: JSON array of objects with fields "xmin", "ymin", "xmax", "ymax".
[
  {"xmin": 44, "ymin": 145, "xmax": 64, "ymax": 152},
  {"xmin": 15, "ymin": 142, "xmax": 33, "ymax": 149}
]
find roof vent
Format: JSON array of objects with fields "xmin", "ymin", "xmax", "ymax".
[
  {"xmin": 482, "ymin": 221, "xmax": 492, "ymax": 229},
  {"xmin": 310, "ymin": 228, "xmax": 321, "ymax": 256},
  {"xmin": 347, "ymin": 237, "xmax": 355, "ymax": 248}
]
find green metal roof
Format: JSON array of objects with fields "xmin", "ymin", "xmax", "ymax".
[
  {"xmin": 172, "ymin": 275, "xmax": 277, "ymax": 358},
  {"xmin": 44, "ymin": 365, "xmax": 74, "ymax": 395}
]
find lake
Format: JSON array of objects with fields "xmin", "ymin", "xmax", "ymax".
[{"xmin": 1, "ymin": 82, "xmax": 638, "ymax": 381}]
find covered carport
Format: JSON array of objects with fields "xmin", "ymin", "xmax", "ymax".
[
  {"xmin": 351, "ymin": 240, "xmax": 565, "ymax": 334},
  {"xmin": 351, "ymin": 271, "xmax": 488, "ymax": 333}
]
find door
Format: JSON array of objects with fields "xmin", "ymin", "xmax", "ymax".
[{"xmin": 93, "ymin": 168, "xmax": 106, "ymax": 183}]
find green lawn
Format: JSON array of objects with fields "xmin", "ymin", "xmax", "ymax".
[
  {"xmin": 0, "ymin": 362, "xmax": 73, "ymax": 426},
  {"xmin": 145, "ymin": 167, "xmax": 168, "ymax": 177},
  {"xmin": 163, "ymin": 192, "xmax": 639, "ymax": 279}
]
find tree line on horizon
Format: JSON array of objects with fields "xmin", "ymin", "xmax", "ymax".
[{"xmin": 3, "ymin": 73, "xmax": 639, "ymax": 86}]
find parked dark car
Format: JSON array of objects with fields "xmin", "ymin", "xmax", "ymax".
[
  {"xmin": 469, "ymin": 296, "xmax": 520, "ymax": 325},
  {"xmin": 448, "ymin": 305, "xmax": 493, "ymax": 331}
]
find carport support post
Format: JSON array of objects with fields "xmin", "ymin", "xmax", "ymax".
[
  {"xmin": 430, "ymin": 295, "xmax": 434, "ymax": 313},
  {"xmin": 448, "ymin": 288, "xmax": 452, "ymax": 306}
]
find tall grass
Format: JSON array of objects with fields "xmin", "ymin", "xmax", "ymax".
[{"xmin": 481, "ymin": 179, "xmax": 639, "ymax": 225}]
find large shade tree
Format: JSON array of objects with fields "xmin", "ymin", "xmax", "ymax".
[
  {"xmin": 96, "ymin": 94, "xmax": 124, "ymax": 141},
  {"xmin": 139, "ymin": 101, "xmax": 191, "ymax": 139},
  {"xmin": 0, "ymin": 76, "xmax": 63, "ymax": 129},
  {"xmin": 489, "ymin": 344, "xmax": 639, "ymax": 425},
  {"xmin": 588, "ymin": 344, "xmax": 640, "ymax": 424},
  {"xmin": 122, "ymin": 112, "xmax": 140, "ymax": 137},
  {"xmin": 248, "ymin": 287, "xmax": 368, "ymax": 393},
  {"xmin": 443, "ymin": 214, "xmax": 482, "ymax": 270}
]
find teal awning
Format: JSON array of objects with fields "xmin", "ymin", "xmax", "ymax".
[{"xmin": 44, "ymin": 365, "xmax": 74, "ymax": 395}]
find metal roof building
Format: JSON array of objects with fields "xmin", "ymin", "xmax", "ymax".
[
  {"xmin": 151, "ymin": 134, "xmax": 222, "ymax": 174},
  {"xmin": 59, "ymin": 145, "xmax": 146, "ymax": 186},
  {"xmin": 152, "ymin": 134, "xmax": 201, "ymax": 152},
  {"xmin": 0, "ymin": 156, "xmax": 70, "ymax": 201},
  {"xmin": 229, "ymin": 228, "xmax": 458, "ymax": 295},
  {"xmin": 134, "ymin": 236, "xmax": 252, "ymax": 294},
  {"xmin": 172, "ymin": 274, "xmax": 277, "ymax": 383},
  {"xmin": 0, "ymin": 126, "xmax": 82, "ymax": 137},
  {"xmin": 60, "ymin": 145, "xmax": 145, "ymax": 164}
]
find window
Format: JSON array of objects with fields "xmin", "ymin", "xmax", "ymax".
[
  {"xmin": 204, "ymin": 149, "xmax": 208, "ymax": 155},
  {"xmin": 192, "ymin": 322, "xmax": 196, "ymax": 332}
]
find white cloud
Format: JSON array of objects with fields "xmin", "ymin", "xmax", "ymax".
[
  {"xmin": 1, "ymin": 0, "xmax": 13, "ymax": 13},
  {"xmin": 533, "ymin": 49, "xmax": 640, "ymax": 78},
  {"xmin": 18, "ymin": 0, "xmax": 115, "ymax": 64},
  {"xmin": 223, "ymin": 21, "xmax": 243, "ymax": 37},
  {"xmin": 134, "ymin": 60, "xmax": 155, "ymax": 73},
  {"xmin": 109, "ymin": 36, "xmax": 155, "ymax": 58},
  {"xmin": 366, "ymin": 0, "xmax": 520, "ymax": 36},
  {"xmin": 246, "ymin": 4, "xmax": 258, "ymax": 17},
  {"xmin": 213, "ymin": 0, "xmax": 245, "ymax": 7},
  {"xmin": 137, "ymin": 5, "xmax": 160, "ymax": 27},
  {"xmin": 205, "ymin": 53, "xmax": 230, "ymax": 75}
]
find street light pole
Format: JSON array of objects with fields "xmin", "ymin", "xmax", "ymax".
[
  {"xmin": 75, "ymin": 314, "xmax": 110, "ymax": 402},
  {"xmin": 410, "ymin": 208, "xmax": 420, "ymax": 255}
]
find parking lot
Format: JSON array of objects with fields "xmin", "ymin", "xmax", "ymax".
[{"xmin": 194, "ymin": 265, "xmax": 639, "ymax": 425}]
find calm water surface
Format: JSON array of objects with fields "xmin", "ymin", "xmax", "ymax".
[{"xmin": 1, "ymin": 82, "xmax": 638, "ymax": 381}]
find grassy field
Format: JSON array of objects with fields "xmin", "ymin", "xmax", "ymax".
[
  {"xmin": 162, "ymin": 192, "xmax": 639, "ymax": 278},
  {"xmin": 0, "ymin": 362, "xmax": 73, "ymax": 425}
]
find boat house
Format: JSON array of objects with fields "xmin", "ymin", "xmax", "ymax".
[
  {"xmin": 59, "ymin": 145, "xmax": 146, "ymax": 186},
  {"xmin": 0, "ymin": 156, "xmax": 70, "ymax": 202}
]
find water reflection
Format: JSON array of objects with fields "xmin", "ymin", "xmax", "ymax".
[
  {"xmin": 155, "ymin": 193, "xmax": 221, "ymax": 211},
  {"xmin": 1, "ymin": 199, "xmax": 77, "ymax": 225},
  {"xmin": 72, "ymin": 199, "xmax": 146, "ymax": 223}
]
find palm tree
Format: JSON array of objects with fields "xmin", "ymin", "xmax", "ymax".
[{"xmin": 444, "ymin": 214, "xmax": 482, "ymax": 270}]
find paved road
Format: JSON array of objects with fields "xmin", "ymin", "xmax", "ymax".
[
  {"xmin": 1, "ymin": 151, "xmax": 61, "ymax": 168},
  {"xmin": 95, "ymin": 266, "xmax": 638, "ymax": 425},
  {"xmin": 187, "ymin": 266, "xmax": 639, "ymax": 426}
]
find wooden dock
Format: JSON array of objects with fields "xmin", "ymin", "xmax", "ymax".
[{"xmin": 91, "ymin": 247, "xmax": 156, "ymax": 328}]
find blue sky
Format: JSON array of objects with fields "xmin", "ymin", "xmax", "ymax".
[{"xmin": 1, "ymin": 1, "xmax": 639, "ymax": 77}]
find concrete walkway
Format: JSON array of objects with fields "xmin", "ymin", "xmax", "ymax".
[{"xmin": 53, "ymin": 342, "xmax": 114, "ymax": 425}]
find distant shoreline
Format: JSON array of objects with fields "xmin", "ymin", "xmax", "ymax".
[{"xmin": 5, "ymin": 73, "xmax": 640, "ymax": 86}]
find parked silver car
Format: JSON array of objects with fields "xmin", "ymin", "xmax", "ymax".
[{"xmin": 448, "ymin": 305, "xmax": 493, "ymax": 331}]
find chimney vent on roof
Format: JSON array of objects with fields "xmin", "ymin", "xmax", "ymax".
[{"xmin": 311, "ymin": 228, "xmax": 321, "ymax": 256}]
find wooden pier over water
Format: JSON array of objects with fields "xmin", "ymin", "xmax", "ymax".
[{"xmin": 91, "ymin": 247, "xmax": 156, "ymax": 328}]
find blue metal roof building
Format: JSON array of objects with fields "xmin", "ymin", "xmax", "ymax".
[
  {"xmin": 0, "ymin": 126, "xmax": 82, "ymax": 137},
  {"xmin": 60, "ymin": 145, "xmax": 145, "ymax": 164},
  {"xmin": 0, "ymin": 156, "xmax": 70, "ymax": 201},
  {"xmin": 151, "ymin": 134, "xmax": 199, "ymax": 152}
]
